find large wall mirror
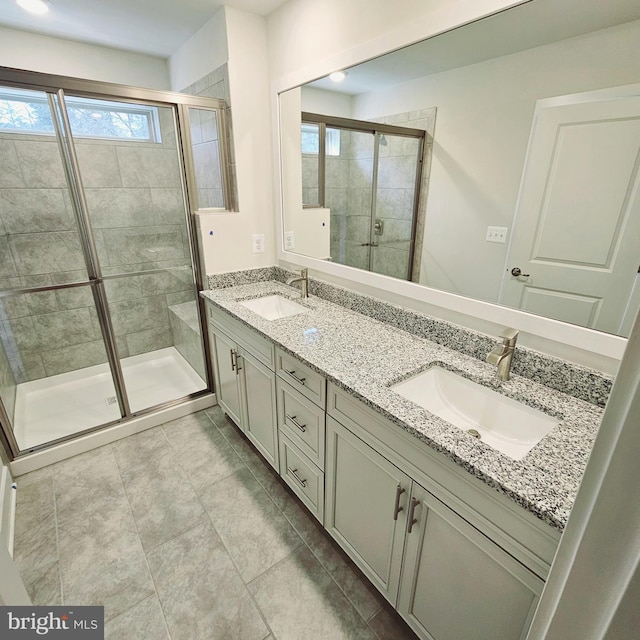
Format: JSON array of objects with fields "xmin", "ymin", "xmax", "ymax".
[{"xmin": 279, "ymin": 0, "xmax": 640, "ymax": 338}]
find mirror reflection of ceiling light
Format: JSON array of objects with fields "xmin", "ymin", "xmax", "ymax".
[
  {"xmin": 329, "ymin": 71, "xmax": 348, "ymax": 82},
  {"xmin": 16, "ymin": 0, "xmax": 49, "ymax": 15}
]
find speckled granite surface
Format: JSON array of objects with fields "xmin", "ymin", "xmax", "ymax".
[
  {"xmin": 202, "ymin": 281, "xmax": 605, "ymax": 531},
  {"xmin": 208, "ymin": 267, "xmax": 613, "ymax": 407}
]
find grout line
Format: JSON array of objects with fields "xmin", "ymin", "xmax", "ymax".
[
  {"xmin": 50, "ymin": 465, "xmax": 64, "ymax": 607},
  {"xmin": 108, "ymin": 441, "xmax": 173, "ymax": 640}
]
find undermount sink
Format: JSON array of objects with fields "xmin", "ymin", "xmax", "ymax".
[
  {"xmin": 239, "ymin": 294, "xmax": 308, "ymax": 321},
  {"xmin": 391, "ymin": 366, "xmax": 558, "ymax": 460}
]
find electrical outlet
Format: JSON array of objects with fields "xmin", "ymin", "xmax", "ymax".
[
  {"xmin": 252, "ymin": 234, "xmax": 265, "ymax": 253},
  {"xmin": 486, "ymin": 226, "xmax": 508, "ymax": 243},
  {"xmin": 284, "ymin": 231, "xmax": 295, "ymax": 250}
]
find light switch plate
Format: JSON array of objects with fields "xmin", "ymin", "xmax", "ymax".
[
  {"xmin": 486, "ymin": 226, "xmax": 508, "ymax": 243},
  {"xmin": 252, "ymin": 234, "xmax": 265, "ymax": 253}
]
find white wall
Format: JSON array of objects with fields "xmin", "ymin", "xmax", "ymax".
[
  {"xmin": 170, "ymin": 7, "xmax": 275, "ymax": 275},
  {"xmin": 352, "ymin": 19, "xmax": 640, "ymax": 302},
  {"xmin": 267, "ymin": 0, "xmax": 525, "ymax": 89},
  {"xmin": 168, "ymin": 7, "xmax": 228, "ymax": 93},
  {"xmin": 0, "ymin": 26, "xmax": 169, "ymax": 89},
  {"xmin": 301, "ymin": 87, "xmax": 353, "ymax": 118}
]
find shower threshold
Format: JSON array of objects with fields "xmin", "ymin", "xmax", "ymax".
[{"xmin": 13, "ymin": 347, "xmax": 206, "ymax": 451}]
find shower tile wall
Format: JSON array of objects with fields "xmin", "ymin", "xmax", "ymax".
[
  {"xmin": 190, "ymin": 110, "xmax": 224, "ymax": 208},
  {"xmin": 0, "ymin": 112, "xmax": 196, "ymax": 384}
]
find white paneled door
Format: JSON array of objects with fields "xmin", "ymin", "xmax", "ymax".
[{"xmin": 501, "ymin": 89, "xmax": 640, "ymax": 335}]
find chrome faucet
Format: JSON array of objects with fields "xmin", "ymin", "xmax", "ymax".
[
  {"xmin": 286, "ymin": 268, "xmax": 308, "ymax": 298},
  {"xmin": 486, "ymin": 327, "xmax": 519, "ymax": 381}
]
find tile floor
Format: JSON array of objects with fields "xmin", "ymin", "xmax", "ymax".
[{"xmin": 13, "ymin": 406, "xmax": 419, "ymax": 640}]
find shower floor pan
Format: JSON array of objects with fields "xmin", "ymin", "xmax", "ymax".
[{"xmin": 13, "ymin": 346, "xmax": 205, "ymax": 451}]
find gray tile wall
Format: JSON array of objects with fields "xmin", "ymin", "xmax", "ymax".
[
  {"xmin": 168, "ymin": 301, "xmax": 206, "ymax": 381},
  {"xmin": 0, "ymin": 107, "xmax": 198, "ymax": 384},
  {"xmin": 180, "ymin": 64, "xmax": 238, "ymax": 211}
]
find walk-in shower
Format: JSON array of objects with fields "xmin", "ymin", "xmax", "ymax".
[
  {"xmin": 301, "ymin": 113, "xmax": 425, "ymax": 280},
  {"xmin": 0, "ymin": 69, "xmax": 230, "ymax": 458}
]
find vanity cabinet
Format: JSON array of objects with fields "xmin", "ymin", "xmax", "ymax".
[
  {"xmin": 397, "ymin": 483, "xmax": 542, "ymax": 640},
  {"xmin": 275, "ymin": 347, "xmax": 327, "ymax": 522},
  {"xmin": 208, "ymin": 308, "xmax": 279, "ymax": 470},
  {"xmin": 325, "ymin": 416, "xmax": 409, "ymax": 603},
  {"xmin": 204, "ymin": 298, "xmax": 560, "ymax": 640},
  {"xmin": 326, "ymin": 416, "xmax": 543, "ymax": 640}
]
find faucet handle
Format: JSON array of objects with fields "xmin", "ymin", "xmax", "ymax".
[{"xmin": 499, "ymin": 327, "xmax": 519, "ymax": 345}]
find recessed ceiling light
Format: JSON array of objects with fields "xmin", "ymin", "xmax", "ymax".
[
  {"xmin": 329, "ymin": 71, "xmax": 348, "ymax": 83},
  {"xmin": 16, "ymin": 0, "xmax": 49, "ymax": 15}
]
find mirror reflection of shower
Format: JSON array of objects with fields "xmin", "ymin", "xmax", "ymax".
[{"xmin": 299, "ymin": 113, "xmax": 431, "ymax": 281}]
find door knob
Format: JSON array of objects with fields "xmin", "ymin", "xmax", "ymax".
[{"xmin": 511, "ymin": 267, "xmax": 530, "ymax": 277}]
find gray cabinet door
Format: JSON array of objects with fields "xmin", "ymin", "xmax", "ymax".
[
  {"xmin": 325, "ymin": 417, "xmax": 410, "ymax": 605},
  {"xmin": 240, "ymin": 350, "xmax": 278, "ymax": 470},
  {"xmin": 398, "ymin": 482, "xmax": 543, "ymax": 640},
  {"xmin": 210, "ymin": 327, "xmax": 243, "ymax": 427}
]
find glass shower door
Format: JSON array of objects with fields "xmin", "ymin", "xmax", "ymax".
[
  {"xmin": 0, "ymin": 87, "xmax": 121, "ymax": 451},
  {"xmin": 371, "ymin": 134, "xmax": 422, "ymax": 280},
  {"xmin": 67, "ymin": 97, "xmax": 207, "ymax": 413},
  {"xmin": 326, "ymin": 128, "xmax": 375, "ymax": 268}
]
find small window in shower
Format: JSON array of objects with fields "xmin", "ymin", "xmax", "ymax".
[{"xmin": 0, "ymin": 88, "xmax": 161, "ymax": 142}]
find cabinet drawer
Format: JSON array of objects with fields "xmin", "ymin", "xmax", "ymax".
[
  {"xmin": 279, "ymin": 435, "xmax": 324, "ymax": 524},
  {"xmin": 277, "ymin": 379, "xmax": 325, "ymax": 469},
  {"xmin": 207, "ymin": 302, "xmax": 274, "ymax": 369},
  {"xmin": 276, "ymin": 348, "xmax": 326, "ymax": 408}
]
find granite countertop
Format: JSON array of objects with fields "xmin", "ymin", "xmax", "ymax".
[{"xmin": 201, "ymin": 281, "xmax": 604, "ymax": 531}]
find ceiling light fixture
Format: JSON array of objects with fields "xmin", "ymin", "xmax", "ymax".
[
  {"xmin": 329, "ymin": 71, "xmax": 348, "ymax": 83},
  {"xmin": 16, "ymin": 0, "xmax": 49, "ymax": 15}
]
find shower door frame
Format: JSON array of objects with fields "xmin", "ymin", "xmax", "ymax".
[
  {"xmin": 0, "ymin": 67, "xmax": 229, "ymax": 460},
  {"xmin": 301, "ymin": 112, "xmax": 425, "ymax": 280}
]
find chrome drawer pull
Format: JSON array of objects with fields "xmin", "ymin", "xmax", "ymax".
[
  {"xmin": 286, "ymin": 369, "xmax": 306, "ymax": 385},
  {"xmin": 407, "ymin": 497, "xmax": 421, "ymax": 534},
  {"xmin": 286, "ymin": 414, "xmax": 307, "ymax": 433},
  {"xmin": 393, "ymin": 484, "xmax": 406, "ymax": 521},
  {"xmin": 287, "ymin": 467, "xmax": 307, "ymax": 488}
]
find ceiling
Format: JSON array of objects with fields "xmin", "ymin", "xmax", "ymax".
[
  {"xmin": 0, "ymin": 0, "xmax": 288, "ymax": 58},
  {"xmin": 308, "ymin": 0, "xmax": 640, "ymax": 95}
]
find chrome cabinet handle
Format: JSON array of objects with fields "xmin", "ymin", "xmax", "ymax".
[
  {"xmin": 230, "ymin": 349, "xmax": 236, "ymax": 371},
  {"xmin": 286, "ymin": 414, "xmax": 307, "ymax": 433},
  {"xmin": 407, "ymin": 497, "xmax": 421, "ymax": 534},
  {"xmin": 286, "ymin": 369, "xmax": 306, "ymax": 385},
  {"xmin": 511, "ymin": 267, "xmax": 530, "ymax": 277},
  {"xmin": 287, "ymin": 467, "xmax": 307, "ymax": 488},
  {"xmin": 393, "ymin": 484, "xmax": 406, "ymax": 521}
]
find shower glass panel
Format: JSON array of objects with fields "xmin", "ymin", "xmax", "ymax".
[
  {"xmin": 69, "ymin": 99, "xmax": 207, "ymax": 413},
  {"xmin": 371, "ymin": 134, "xmax": 422, "ymax": 280},
  {"xmin": 301, "ymin": 122, "xmax": 321, "ymax": 206},
  {"xmin": 0, "ymin": 86, "xmax": 121, "ymax": 450},
  {"xmin": 326, "ymin": 128, "xmax": 375, "ymax": 269},
  {"xmin": 188, "ymin": 107, "xmax": 224, "ymax": 209},
  {"xmin": 0, "ymin": 288, "xmax": 120, "ymax": 450}
]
